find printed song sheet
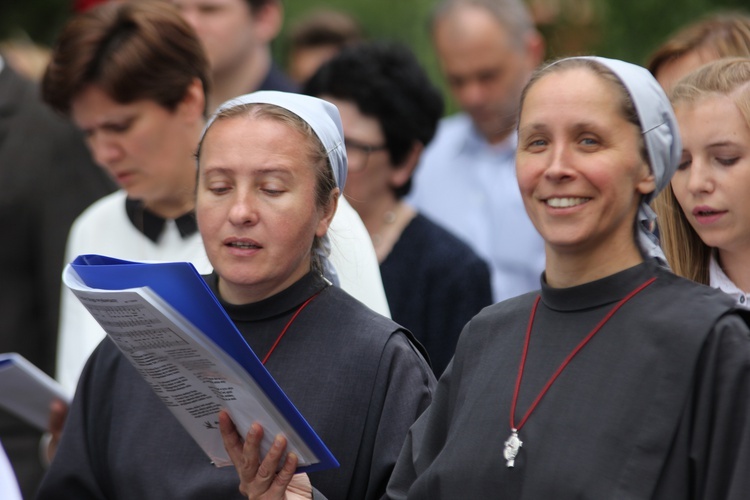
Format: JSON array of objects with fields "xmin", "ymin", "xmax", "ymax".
[
  {"xmin": 0, "ymin": 353, "xmax": 70, "ymax": 431},
  {"xmin": 63, "ymin": 257, "xmax": 337, "ymax": 472}
]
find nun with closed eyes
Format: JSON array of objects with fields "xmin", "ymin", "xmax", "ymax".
[
  {"xmin": 230, "ymin": 57, "xmax": 750, "ymax": 500},
  {"xmin": 38, "ymin": 91, "xmax": 435, "ymax": 500}
]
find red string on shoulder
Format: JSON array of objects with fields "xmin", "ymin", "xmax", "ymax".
[{"xmin": 261, "ymin": 290, "xmax": 322, "ymax": 365}]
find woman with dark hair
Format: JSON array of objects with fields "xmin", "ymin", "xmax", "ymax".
[
  {"xmin": 42, "ymin": 1, "xmax": 213, "ymax": 397},
  {"xmin": 304, "ymin": 42, "xmax": 493, "ymax": 377}
]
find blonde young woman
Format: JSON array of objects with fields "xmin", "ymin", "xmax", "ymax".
[{"xmin": 656, "ymin": 58, "xmax": 750, "ymax": 307}]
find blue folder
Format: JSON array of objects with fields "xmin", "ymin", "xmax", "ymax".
[{"xmin": 70, "ymin": 254, "xmax": 339, "ymax": 474}]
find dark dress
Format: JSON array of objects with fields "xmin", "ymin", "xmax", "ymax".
[
  {"xmin": 0, "ymin": 65, "xmax": 114, "ymax": 498},
  {"xmin": 387, "ymin": 260, "xmax": 750, "ymax": 499},
  {"xmin": 257, "ymin": 64, "xmax": 299, "ymax": 93},
  {"xmin": 380, "ymin": 214, "xmax": 493, "ymax": 377},
  {"xmin": 37, "ymin": 273, "xmax": 435, "ymax": 500}
]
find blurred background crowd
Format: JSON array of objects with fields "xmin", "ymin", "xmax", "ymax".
[
  {"xmin": 1, "ymin": 0, "xmax": 746, "ymax": 101},
  {"xmin": 1, "ymin": 0, "xmax": 749, "ymax": 498}
]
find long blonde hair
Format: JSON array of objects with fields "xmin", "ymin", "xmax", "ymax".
[{"xmin": 655, "ymin": 57, "xmax": 750, "ymax": 283}]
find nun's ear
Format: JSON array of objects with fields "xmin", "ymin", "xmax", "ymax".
[
  {"xmin": 636, "ymin": 169, "xmax": 656, "ymax": 196},
  {"xmin": 315, "ymin": 187, "xmax": 339, "ymax": 238}
]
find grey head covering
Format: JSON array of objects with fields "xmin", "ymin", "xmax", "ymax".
[
  {"xmin": 199, "ymin": 90, "xmax": 348, "ymax": 284},
  {"xmin": 559, "ymin": 56, "xmax": 682, "ymax": 264}
]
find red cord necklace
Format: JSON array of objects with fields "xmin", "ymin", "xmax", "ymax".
[
  {"xmin": 502, "ymin": 277, "xmax": 656, "ymax": 467},
  {"xmin": 261, "ymin": 290, "xmax": 322, "ymax": 365}
]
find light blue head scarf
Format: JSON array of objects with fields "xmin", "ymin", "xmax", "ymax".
[{"xmin": 199, "ymin": 91, "xmax": 348, "ymax": 283}]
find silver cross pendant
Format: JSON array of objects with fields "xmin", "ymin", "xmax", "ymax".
[{"xmin": 503, "ymin": 428, "xmax": 523, "ymax": 467}]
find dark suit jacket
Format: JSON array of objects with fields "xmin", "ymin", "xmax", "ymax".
[{"xmin": 0, "ymin": 62, "xmax": 114, "ymax": 499}]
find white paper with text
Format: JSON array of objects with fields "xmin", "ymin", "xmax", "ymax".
[
  {"xmin": 63, "ymin": 266, "xmax": 316, "ymax": 468},
  {"xmin": 0, "ymin": 353, "xmax": 70, "ymax": 431}
]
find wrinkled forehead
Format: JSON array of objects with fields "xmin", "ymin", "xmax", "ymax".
[
  {"xmin": 198, "ymin": 109, "xmax": 316, "ymax": 163},
  {"xmin": 202, "ymin": 110, "xmax": 300, "ymax": 139},
  {"xmin": 525, "ymin": 58, "xmax": 624, "ymax": 98},
  {"xmin": 519, "ymin": 64, "xmax": 624, "ymax": 120}
]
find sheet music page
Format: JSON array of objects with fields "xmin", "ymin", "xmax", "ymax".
[{"xmin": 0, "ymin": 353, "xmax": 70, "ymax": 431}]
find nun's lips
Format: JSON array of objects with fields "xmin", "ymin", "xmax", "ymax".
[
  {"xmin": 223, "ymin": 237, "xmax": 263, "ymax": 255},
  {"xmin": 224, "ymin": 237, "xmax": 262, "ymax": 248}
]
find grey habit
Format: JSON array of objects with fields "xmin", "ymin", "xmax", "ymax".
[
  {"xmin": 37, "ymin": 273, "xmax": 435, "ymax": 499},
  {"xmin": 387, "ymin": 261, "xmax": 750, "ymax": 499},
  {"xmin": 385, "ymin": 57, "xmax": 750, "ymax": 499}
]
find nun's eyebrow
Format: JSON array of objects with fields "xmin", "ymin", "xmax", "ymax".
[
  {"xmin": 518, "ymin": 123, "xmax": 548, "ymax": 135},
  {"xmin": 518, "ymin": 121, "xmax": 606, "ymax": 135}
]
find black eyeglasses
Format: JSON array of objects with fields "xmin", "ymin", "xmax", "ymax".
[{"xmin": 344, "ymin": 137, "xmax": 388, "ymax": 172}]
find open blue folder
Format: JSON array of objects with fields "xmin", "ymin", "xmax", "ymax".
[{"xmin": 70, "ymin": 254, "xmax": 339, "ymax": 474}]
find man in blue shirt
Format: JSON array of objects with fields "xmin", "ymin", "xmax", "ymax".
[{"xmin": 408, "ymin": 0, "xmax": 546, "ymax": 302}]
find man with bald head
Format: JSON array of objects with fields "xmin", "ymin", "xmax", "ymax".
[{"xmin": 408, "ymin": 0, "xmax": 546, "ymax": 303}]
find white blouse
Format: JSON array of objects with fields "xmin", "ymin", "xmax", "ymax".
[{"xmin": 709, "ymin": 254, "xmax": 750, "ymax": 309}]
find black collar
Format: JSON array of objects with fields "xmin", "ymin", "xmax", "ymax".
[
  {"xmin": 125, "ymin": 198, "xmax": 198, "ymax": 243},
  {"xmin": 207, "ymin": 271, "xmax": 329, "ymax": 321},
  {"xmin": 540, "ymin": 260, "xmax": 657, "ymax": 312}
]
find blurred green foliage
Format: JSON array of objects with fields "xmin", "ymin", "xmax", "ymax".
[
  {"xmin": 3, "ymin": 0, "xmax": 748, "ymax": 61},
  {"xmin": 590, "ymin": 0, "xmax": 747, "ymax": 64},
  {"xmin": 1, "ymin": 0, "xmax": 747, "ymax": 109},
  {"xmin": 0, "ymin": 0, "xmax": 74, "ymax": 46},
  {"xmin": 276, "ymin": 0, "xmax": 747, "ymax": 113}
]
